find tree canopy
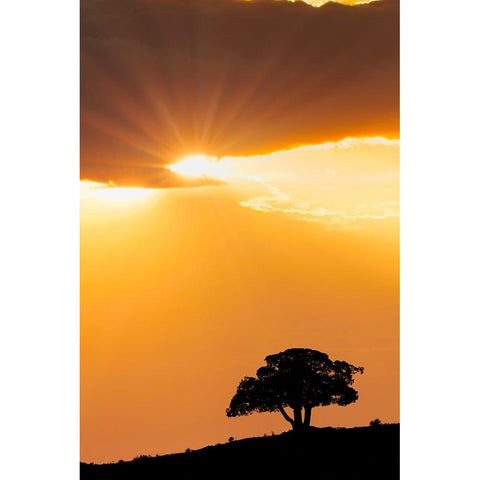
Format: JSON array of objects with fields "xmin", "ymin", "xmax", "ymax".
[{"xmin": 227, "ymin": 348, "xmax": 364, "ymax": 430}]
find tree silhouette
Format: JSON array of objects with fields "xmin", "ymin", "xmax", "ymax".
[
  {"xmin": 227, "ymin": 348, "xmax": 364, "ymax": 431},
  {"xmin": 370, "ymin": 418, "xmax": 382, "ymax": 427}
]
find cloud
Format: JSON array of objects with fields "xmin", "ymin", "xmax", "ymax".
[
  {"xmin": 239, "ymin": 183, "xmax": 399, "ymax": 228},
  {"xmin": 221, "ymin": 135, "xmax": 399, "ymax": 228},
  {"xmin": 81, "ymin": 0, "xmax": 399, "ymax": 187}
]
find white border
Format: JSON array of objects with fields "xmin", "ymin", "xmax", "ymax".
[
  {"xmin": 401, "ymin": 0, "xmax": 480, "ymax": 478},
  {"xmin": 0, "ymin": 1, "xmax": 79, "ymax": 479}
]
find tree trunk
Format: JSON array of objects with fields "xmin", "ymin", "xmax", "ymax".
[
  {"xmin": 303, "ymin": 406, "xmax": 312, "ymax": 428},
  {"xmin": 293, "ymin": 407, "xmax": 303, "ymax": 431}
]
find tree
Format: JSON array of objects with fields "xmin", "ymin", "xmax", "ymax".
[{"xmin": 226, "ymin": 348, "xmax": 364, "ymax": 431}]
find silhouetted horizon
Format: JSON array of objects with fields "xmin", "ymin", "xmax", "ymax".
[{"xmin": 81, "ymin": 423, "xmax": 400, "ymax": 479}]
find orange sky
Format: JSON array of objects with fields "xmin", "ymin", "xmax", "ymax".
[
  {"xmin": 81, "ymin": 0, "xmax": 398, "ymax": 465},
  {"xmin": 81, "ymin": 137, "xmax": 399, "ymax": 463}
]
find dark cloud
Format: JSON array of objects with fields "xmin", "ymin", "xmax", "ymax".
[{"xmin": 81, "ymin": 0, "xmax": 399, "ymax": 187}]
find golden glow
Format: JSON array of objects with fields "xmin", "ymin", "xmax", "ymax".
[
  {"xmin": 81, "ymin": 180, "xmax": 154, "ymax": 203},
  {"xmin": 166, "ymin": 154, "xmax": 228, "ymax": 179},
  {"xmin": 81, "ymin": 136, "xmax": 399, "ymax": 463},
  {"xmin": 218, "ymin": 136, "xmax": 399, "ymax": 228}
]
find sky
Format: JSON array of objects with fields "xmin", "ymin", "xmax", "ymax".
[{"xmin": 81, "ymin": 0, "xmax": 399, "ymax": 464}]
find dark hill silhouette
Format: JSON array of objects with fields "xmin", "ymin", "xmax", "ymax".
[{"xmin": 80, "ymin": 423, "xmax": 399, "ymax": 479}]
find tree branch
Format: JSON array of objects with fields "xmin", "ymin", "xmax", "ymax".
[{"xmin": 277, "ymin": 404, "xmax": 294, "ymax": 425}]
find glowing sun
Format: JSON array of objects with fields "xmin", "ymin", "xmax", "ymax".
[{"xmin": 166, "ymin": 155, "xmax": 227, "ymax": 179}]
